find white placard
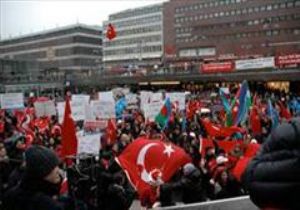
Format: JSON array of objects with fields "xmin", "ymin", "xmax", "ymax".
[
  {"xmin": 71, "ymin": 100, "xmax": 86, "ymax": 121},
  {"xmin": 34, "ymin": 100, "xmax": 56, "ymax": 117},
  {"xmin": 140, "ymin": 91, "xmax": 152, "ymax": 111},
  {"xmin": 72, "ymin": 94, "xmax": 90, "ymax": 104},
  {"xmin": 151, "ymin": 92, "xmax": 163, "ymax": 103},
  {"xmin": 57, "ymin": 102, "xmax": 65, "ymax": 124},
  {"xmin": 166, "ymin": 92, "xmax": 186, "ymax": 110},
  {"xmin": 143, "ymin": 100, "xmax": 164, "ymax": 122},
  {"xmin": 77, "ymin": 133, "xmax": 101, "ymax": 155},
  {"xmin": 91, "ymin": 100, "xmax": 116, "ymax": 119},
  {"xmin": 235, "ymin": 57, "xmax": 275, "ymax": 70},
  {"xmin": 98, "ymin": 91, "xmax": 114, "ymax": 102},
  {"xmin": 125, "ymin": 93, "xmax": 138, "ymax": 104},
  {"xmin": 0, "ymin": 93, "xmax": 24, "ymax": 109}
]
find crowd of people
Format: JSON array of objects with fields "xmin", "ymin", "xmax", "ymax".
[{"xmin": 0, "ymin": 84, "xmax": 300, "ymax": 210}]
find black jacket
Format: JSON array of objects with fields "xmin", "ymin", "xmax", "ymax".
[
  {"xmin": 162, "ymin": 169, "xmax": 206, "ymax": 205},
  {"xmin": 3, "ymin": 173, "xmax": 63, "ymax": 210},
  {"xmin": 242, "ymin": 118, "xmax": 300, "ymax": 210}
]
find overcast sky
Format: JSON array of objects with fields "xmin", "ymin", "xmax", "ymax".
[{"xmin": 0, "ymin": 0, "xmax": 168, "ymax": 40}]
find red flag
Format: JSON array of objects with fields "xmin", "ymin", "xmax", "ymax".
[
  {"xmin": 106, "ymin": 23, "xmax": 116, "ymax": 40},
  {"xmin": 106, "ymin": 118, "xmax": 117, "ymax": 145},
  {"xmin": 200, "ymin": 138, "xmax": 243, "ymax": 157},
  {"xmin": 61, "ymin": 98, "xmax": 77, "ymax": 159},
  {"xmin": 201, "ymin": 119, "xmax": 245, "ymax": 138},
  {"xmin": 0, "ymin": 121, "xmax": 4, "ymax": 133},
  {"xmin": 116, "ymin": 137, "xmax": 191, "ymax": 206},
  {"xmin": 231, "ymin": 157, "xmax": 251, "ymax": 182},
  {"xmin": 250, "ymin": 106, "xmax": 262, "ymax": 135},
  {"xmin": 278, "ymin": 101, "xmax": 292, "ymax": 120}
]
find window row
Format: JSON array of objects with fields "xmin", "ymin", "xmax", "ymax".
[
  {"xmin": 111, "ymin": 15, "xmax": 162, "ymax": 29},
  {"xmin": 104, "ymin": 45, "xmax": 162, "ymax": 56},
  {"xmin": 175, "ymin": 0, "xmax": 246, "ymax": 14},
  {"xmin": 175, "ymin": 1, "xmax": 300, "ymax": 23},
  {"xmin": 116, "ymin": 25, "xmax": 161, "ymax": 36},
  {"xmin": 176, "ymin": 14, "xmax": 300, "ymax": 35},
  {"xmin": 110, "ymin": 6, "xmax": 161, "ymax": 20},
  {"xmin": 176, "ymin": 28, "xmax": 300, "ymax": 43},
  {"xmin": 104, "ymin": 35, "xmax": 161, "ymax": 47}
]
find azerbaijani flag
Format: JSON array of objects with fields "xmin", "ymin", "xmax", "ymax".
[
  {"xmin": 155, "ymin": 98, "xmax": 172, "ymax": 130},
  {"xmin": 268, "ymin": 99, "xmax": 279, "ymax": 129},
  {"xmin": 219, "ymin": 88, "xmax": 233, "ymax": 126},
  {"xmin": 235, "ymin": 80, "xmax": 251, "ymax": 125}
]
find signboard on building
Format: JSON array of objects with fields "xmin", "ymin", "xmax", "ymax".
[
  {"xmin": 201, "ymin": 62, "xmax": 234, "ymax": 73},
  {"xmin": 235, "ymin": 57, "xmax": 275, "ymax": 70},
  {"xmin": 276, "ymin": 54, "xmax": 300, "ymax": 67}
]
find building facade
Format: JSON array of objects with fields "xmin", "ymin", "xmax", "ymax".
[
  {"xmin": 103, "ymin": 4, "xmax": 163, "ymax": 73},
  {"xmin": 163, "ymin": 0, "xmax": 300, "ymax": 65},
  {"xmin": 0, "ymin": 24, "xmax": 102, "ymax": 79}
]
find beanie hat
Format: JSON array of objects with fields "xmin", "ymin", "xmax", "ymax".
[
  {"xmin": 25, "ymin": 145, "xmax": 59, "ymax": 178},
  {"xmin": 183, "ymin": 163, "xmax": 196, "ymax": 176}
]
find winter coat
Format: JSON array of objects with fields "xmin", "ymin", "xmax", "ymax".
[
  {"xmin": 242, "ymin": 118, "xmax": 300, "ymax": 210},
  {"xmin": 162, "ymin": 169, "xmax": 206, "ymax": 204},
  {"xmin": 3, "ymin": 173, "xmax": 64, "ymax": 210}
]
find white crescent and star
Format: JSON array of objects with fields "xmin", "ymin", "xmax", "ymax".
[{"xmin": 136, "ymin": 142, "xmax": 175, "ymax": 184}]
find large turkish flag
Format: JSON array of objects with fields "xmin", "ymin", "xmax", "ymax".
[{"xmin": 116, "ymin": 137, "xmax": 191, "ymax": 206}]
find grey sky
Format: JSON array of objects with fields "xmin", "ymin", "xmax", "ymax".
[{"xmin": 0, "ymin": 0, "xmax": 168, "ymax": 40}]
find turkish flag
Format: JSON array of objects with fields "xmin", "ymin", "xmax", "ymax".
[
  {"xmin": 200, "ymin": 138, "xmax": 243, "ymax": 157},
  {"xmin": 116, "ymin": 137, "xmax": 191, "ymax": 206},
  {"xmin": 61, "ymin": 98, "xmax": 77, "ymax": 159},
  {"xmin": 34, "ymin": 117, "xmax": 50, "ymax": 133},
  {"xmin": 201, "ymin": 119, "xmax": 245, "ymax": 138},
  {"xmin": 106, "ymin": 118, "xmax": 117, "ymax": 145},
  {"xmin": 106, "ymin": 23, "xmax": 116, "ymax": 40}
]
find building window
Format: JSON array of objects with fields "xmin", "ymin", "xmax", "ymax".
[
  {"xmin": 210, "ymin": 2, "xmax": 214, "ymax": 7},
  {"xmin": 294, "ymin": 29, "xmax": 300, "ymax": 35},
  {"xmin": 248, "ymin": 8, "xmax": 253, "ymax": 13},
  {"xmin": 296, "ymin": 1, "xmax": 300, "ymax": 7},
  {"xmin": 242, "ymin": 8, "xmax": 247, "ymax": 14},
  {"xmin": 231, "ymin": 10, "xmax": 236, "ymax": 15},
  {"xmin": 220, "ymin": 12, "xmax": 224, "ymax": 16},
  {"xmin": 260, "ymin": 6, "xmax": 266, "ymax": 11},
  {"xmin": 215, "ymin": 13, "xmax": 219, "ymax": 17},
  {"xmin": 225, "ymin": 11, "xmax": 230, "ymax": 16},
  {"xmin": 209, "ymin": 14, "xmax": 213, "ymax": 18},
  {"xmin": 280, "ymin": 3, "xmax": 286, "ymax": 9},
  {"xmin": 287, "ymin": 2, "xmax": 293, "ymax": 8},
  {"xmin": 273, "ymin": 4, "xmax": 279, "ymax": 10},
  {"xmin": 267, "ymin": 5, "xmax": 272, "ymax": 11},
  {"xmin": 236, "ymin": 10, "xmax": 241, "ymax": 15}
]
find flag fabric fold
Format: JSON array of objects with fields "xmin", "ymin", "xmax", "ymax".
[
  {"xmin": 235, "ymin": 81, "xmax": 251, "ymax": 125},
  {"xmin": 61, "ymin": 97, "xmax": 78, "ymax": 159},
  {"xmin": 116, "ymin": 137, "xmax": 191, "ymax": 206},
  {"xmin": 155, "ymin": 98, "xmax": 172, "ymax": 130}
]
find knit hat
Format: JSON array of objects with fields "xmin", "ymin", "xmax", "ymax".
[
  {"xmin": 25, "ymin": 145, "xmax": 59, "ymax": 178},
  {"xmin": 183, "ymin": 163, "xmax": 196, "ymax": 176}
]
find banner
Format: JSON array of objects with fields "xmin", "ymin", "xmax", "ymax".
[
  {"xmin": 91, "ymin": 100, "xmax": 116, "ymax": 119},
  {"xmin": 201, "ymin": 62, "xmax": 234, "ymax": 73},
  {"xmin": 276, "ymin": 54, "xmax": 300, "ymax": 66},
  {"xmin": 140, "ymin": 91, "xmax": 152, "ymax": 111},
  {"xmin": 84, "ymin": 120, "xmax": 108, "ymax": 132},
  {"xmin": 77, "ymin": 132, "xmax": 101, "ymax": 155},
  {"xmin": 98, "ymin": 91, "xmax": 114, "ymax": 102},
  {"xmin": 57, "ymin": 102, "xmax": 65, "ymax": 124},
  {"xmin": 126, "ymin": 94, "xmax": 139, "ymax": 109},
  {"xmin": 143, "ymin": 100, "xmax": 164, "ymax": 121},
  {"xmin": 0, "ymin": 93, "xmax": 24, "ymax": 109},
  {"xmin": 166, "ymin": 92, "xmax": 186, "ymax": 110},
  {"xmin": 151, "ymin": 92, "xmax": 163, "ymax": 102},
  {"xmin": 72, "ymin": 94, "xmax": 90, "ymax": 104},
  {"xmin": 235, "ymin": 57, "xmax": 275, "ymax": 70},
  {"xmin": 34, "ymin": 100, "xmax": 56, "ymax": 117},
  {"xmin": 57, "ymin": 101, "xmax": 87, "ymax": 123}
]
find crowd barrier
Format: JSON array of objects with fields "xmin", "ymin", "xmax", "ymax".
[{"xmin": 156, "ymin": 196, "xmax": 258, "ymax": 210}]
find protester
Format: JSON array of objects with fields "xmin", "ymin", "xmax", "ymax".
[
  {"xmin": 0, "ymin": 84, "xmax": 299, "ymax": 209},
  {"xmin": 3, "ymin": 145, "xmax": 65, "ymax": 210},
  {"xmin": 242, "ymin": 117, "xmax": 300, "ymax": 210}
]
